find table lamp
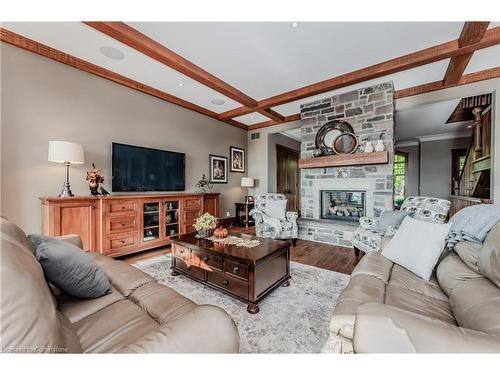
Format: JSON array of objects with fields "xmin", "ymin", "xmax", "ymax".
[
  {"xmin": 48, "ymin": 141, "xmax": 85, "ymax": 197},
  {"xmin": 241, "ymin": 177, "xmax": 254, "ymax": 204}
]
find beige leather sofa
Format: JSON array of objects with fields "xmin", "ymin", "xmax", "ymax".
[
  {"xmin": 325, "ymin": 222, "xmax": 500, "ymax": 353},
  {"xmin": 0, "ymin": 218, "xmax": 239, "ymax": 353}
]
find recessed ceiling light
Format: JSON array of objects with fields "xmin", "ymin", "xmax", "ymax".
[
  {"xmin": 211, "ymin": 99, "xmax": 225, "ymax": 105},
  {"xmin": 178, "ymin": 82, "xmax": 184, "ymax": 87},
  {"xmin": 99, "ymin": 46, "xmax": 124, "ymax": 60},
  {"xmin": 290, "ymin": 22, "xmax": 300, "ymax": 29}
]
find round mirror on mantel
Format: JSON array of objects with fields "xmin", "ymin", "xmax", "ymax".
[
  {"xmin": 332, "ymin": 132, "xmax": 358, "ymax": 154},
  {"xmin": 314, "ymin": 120, "xmax": 354, "ymax": 156}
]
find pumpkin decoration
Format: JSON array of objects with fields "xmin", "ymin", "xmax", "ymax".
[{"xmin": 213, "ymin": 226, "xmax": 228, "ymax": 238}]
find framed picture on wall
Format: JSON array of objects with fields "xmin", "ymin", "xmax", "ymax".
[
  {"xmin": 230, "ymin": 146, "xmax": 245, "ymax": 173},
  {"xmin": 209, "ymin": 154, "xmax": 228, "ymax": 183}
]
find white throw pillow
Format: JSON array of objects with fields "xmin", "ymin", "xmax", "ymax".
[
  {"xmin": 263, "ymin": 199, "xmax": 287, "ymax": 220},
  {"xmin": 382, "ymin": 216, "xmax": 450, "ymax": 281}
]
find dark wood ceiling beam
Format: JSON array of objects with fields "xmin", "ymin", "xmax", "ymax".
[
  {"xmin": 258, "ymin": 108, "xmax": 285, "ymax": 122},
  {"xmin": 219, "ymin": 26, "xmax": 500, "ymax": 120},
  {"xmin": 253, "ymin": 67, "xmax": 499, "ymax": 130},
  {"xmin": 0, "ymin": 27, "xmax": 249, "ymax": 130},
  {"xmin": 84, "ymin": 21, "xmax": 258, "ymax": 108},
  {"xmin": 443, "ymin": 54, "xmax": 475, "ymax": 85},
  {"xmin": 443, "ymin": 22, "xmax": 490, "ymax": 85},
  {"xmin": 458, "ymin": 22, "xmax": 491, "ymax": 47},
  {"xmin": 395, "ymin": 66, "xmax": 500, "ymax": 98}
]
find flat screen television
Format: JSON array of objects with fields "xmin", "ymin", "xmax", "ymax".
[{"xmin": 112, "ymin": 143, "xmax": 185, "ymax": 192}]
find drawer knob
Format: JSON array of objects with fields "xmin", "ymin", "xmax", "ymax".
[
  {"xmin": 179, "ymin": 249, "xmax": 184, "ymax": 254},
  {"xmin": 222, "ymin": 279, "xmax": 229, "ymax": 286},
  {"xmin": 186, "ymin": 266, "xmax": 192, "ymax": 271},
  {"xmin": 122, "ymin": 223, "xmax": 125, "ymax": 226},
  {"xmin": 232, "ymin": 266, "xmax": 239, "ymax": 274},
  {"xmin": 121, "ymin": 240, "xmax": 125, "ymax": 244},
  {"xmin": 121, "ymin": 206, "xmax": 125, "ymax": 209},
  {"xmin": 202, "ymin": 257, "xmax": 209, "ymax": 262}
]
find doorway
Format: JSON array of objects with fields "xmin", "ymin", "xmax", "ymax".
[{"xmin": 276, "ymin": 144, "xmax": 299, "ymax": 212}]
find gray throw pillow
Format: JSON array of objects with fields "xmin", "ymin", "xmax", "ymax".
[
  {"xmin": 374, "ymin": 210, "xmax": 412, "ymax": 232},
  {"xmin": 28, "ymin": 235, "xmax": 111, "ymax": 299}
]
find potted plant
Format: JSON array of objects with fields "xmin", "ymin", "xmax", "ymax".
[
  {"xmin": 394, "ymin": 197, "xmax": 405, "ymax": 210},
  {"xmin": 193, "ymin": 212, "xmax": 218, "ymax": 238},
  {"xmin": 86, "ymin": 163, "xmax": 104, "ymax": 196}
]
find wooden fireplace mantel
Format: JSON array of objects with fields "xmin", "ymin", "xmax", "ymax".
[{"xmin": 299, "ymin": 151, "xmax": 389, "ymax": 169}]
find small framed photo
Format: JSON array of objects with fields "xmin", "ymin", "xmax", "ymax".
[
  {"xmin": 230, "ymin": 146, "xmax": 245, "ymax": 173},
  {"xmin": 209, "ymin": 154, "xmax": 228, "ymax": 183}
]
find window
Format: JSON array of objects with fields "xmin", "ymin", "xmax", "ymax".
[
  {"xmin": 451, "ymin": 148, "xmax": 468, "ymax": 194},
  {"xmin": 458, "ymin": 155, "xmax": 466, "ymax": 175},
  {"xmin": 393, "ymin": 152, "xmax": 407, "ymax": 207}
]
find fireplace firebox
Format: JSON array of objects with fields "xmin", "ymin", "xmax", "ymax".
[{"xmin": 321, "ymin": 190, "xmax": 366, "ymax": 222}]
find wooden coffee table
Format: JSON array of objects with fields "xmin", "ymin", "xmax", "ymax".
[{"xmin": 170, "ymin": 233, "xmax": 291, "ymax": 314}]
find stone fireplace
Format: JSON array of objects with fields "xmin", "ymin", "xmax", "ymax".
[
  {"xmin": 298, "ymin": 82, "xmax": 395, "ymax": 247},
  {"xmin": 321, "ymin": 190, "xmax": 366, "ymax": 222}
]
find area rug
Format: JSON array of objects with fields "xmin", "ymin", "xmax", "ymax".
[{"xmin": 134, "ymin": 254, "xmax": 350, "ymax": 353}]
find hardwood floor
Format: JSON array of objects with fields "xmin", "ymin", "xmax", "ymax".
[{"xmin": 121, "ymin": 226, "xmax": 360, "ymax": 275}]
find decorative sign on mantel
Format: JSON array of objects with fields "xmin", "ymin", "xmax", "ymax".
[{"xmin": 298, "ymin": 151, "xmax": 389, "ymax": 169}]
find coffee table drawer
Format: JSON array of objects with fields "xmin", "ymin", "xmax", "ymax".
[
  {"xmin": 172, "ymin": 243, "xmax": 190, "ymax": 261},
  {"xmin": 174, "ymin": 258, "xmax": 205, "ymax": 280},
  {"xmin": 192, "ymin": 249, "xmax": 223, "ymax": 271},
  {"xmin": 224, "ymin": 260, "xmax": 248, "ymax": 280},
  {"xmin": 208, "ymin": 272, "xmax": 248, "ymax": 299}
]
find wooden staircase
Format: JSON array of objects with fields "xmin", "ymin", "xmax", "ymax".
[
  {"xmin": 450, "ymin": 94, "xmax": 491, "ymax": 215},
  {"xmin": 456, "ymin": 98, "xmax": 492, "ymax": 200}
]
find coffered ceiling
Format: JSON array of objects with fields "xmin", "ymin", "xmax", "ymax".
[{"xmin": 1, "ymin": 21, "xmax": 499, "ymax": 130}]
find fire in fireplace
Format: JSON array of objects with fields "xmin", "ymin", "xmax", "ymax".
[{"xmin": 321, "ymin": 190, "xmax": 366, "ymax": 222}]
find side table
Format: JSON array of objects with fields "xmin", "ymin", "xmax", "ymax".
[{"xmin": 235, "ymin": 202, "xmax": 255, "ymax": 228}]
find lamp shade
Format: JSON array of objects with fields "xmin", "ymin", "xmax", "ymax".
[
  {"xmin": 48, "ymin": 141, "xmax": 84, "ymax": 164},
  {"xmin": 241, "ymin": 177, "xmax": 254, "ymax": 187}
]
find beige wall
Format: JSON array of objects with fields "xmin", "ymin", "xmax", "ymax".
[
  {"xmin": 1, "ymin": 44, "xmax": 247, "ymax": 234},
  {"xmin": 420, "ymin": 137, "xmax": 472, "ymax": 200},
  {"xmin": 247, "ymin": 121, "xmax": 301, "ymax": 195}
]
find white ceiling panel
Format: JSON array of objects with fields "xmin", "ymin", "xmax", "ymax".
[
  {"xmin": 395, "ymin": 99, "xmax": 473, "ymax": 141},
  {"xmin": 464, "ymin": 45, "xmax": 500, "ymax": 74},
  {"xmin": 233, "ymin": 112, "xmax": 270, "ymax": 125},
  {"xmin": 1, "ymin": 22, "xmax": 242, "ymax": 113},
  {"xmin": 129, "ymin": 22, "xmax": 463, "ymax": 100},
  {"xmin": 272, "ymin": 59, "xmax": 451, "ymax": 116}
]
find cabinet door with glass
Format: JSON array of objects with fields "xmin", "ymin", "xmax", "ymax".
[
  {"xmin": 163, "ymin": 199, "xmax": 180, "ymax": 240},
  {"xmin": 142, "ymin": 200, "xmax": 162, "ymax": 244}
]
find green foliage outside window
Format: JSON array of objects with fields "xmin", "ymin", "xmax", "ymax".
[
  {"xmin": 459, "ymin": 155, "xmax": 466, "ymax": 174},
  {"xmin": 394, "ymin": 153, "xmax": 407, "ymax": 206}
]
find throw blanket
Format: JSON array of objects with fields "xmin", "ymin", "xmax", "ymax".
[
  {"xmin": 447, "ymin": 204, "xmax": 500, "ymax": 249},
  {"xmin": 249, "ymin": 209, "xmax": 282, "ymax": 236}
]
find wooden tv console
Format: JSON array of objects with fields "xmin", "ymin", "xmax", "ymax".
[{"xmin": 40, "ymin": 193, "xmax": 219, "ymax": 257}]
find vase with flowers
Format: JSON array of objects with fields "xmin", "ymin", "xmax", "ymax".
[
  {"xmin": 193, "ymin": 212, "xmax": 218, "ymax": 238},
  {"xmin": 86, "ymin": 163, "xmax": 104, "ymax": 196}
]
